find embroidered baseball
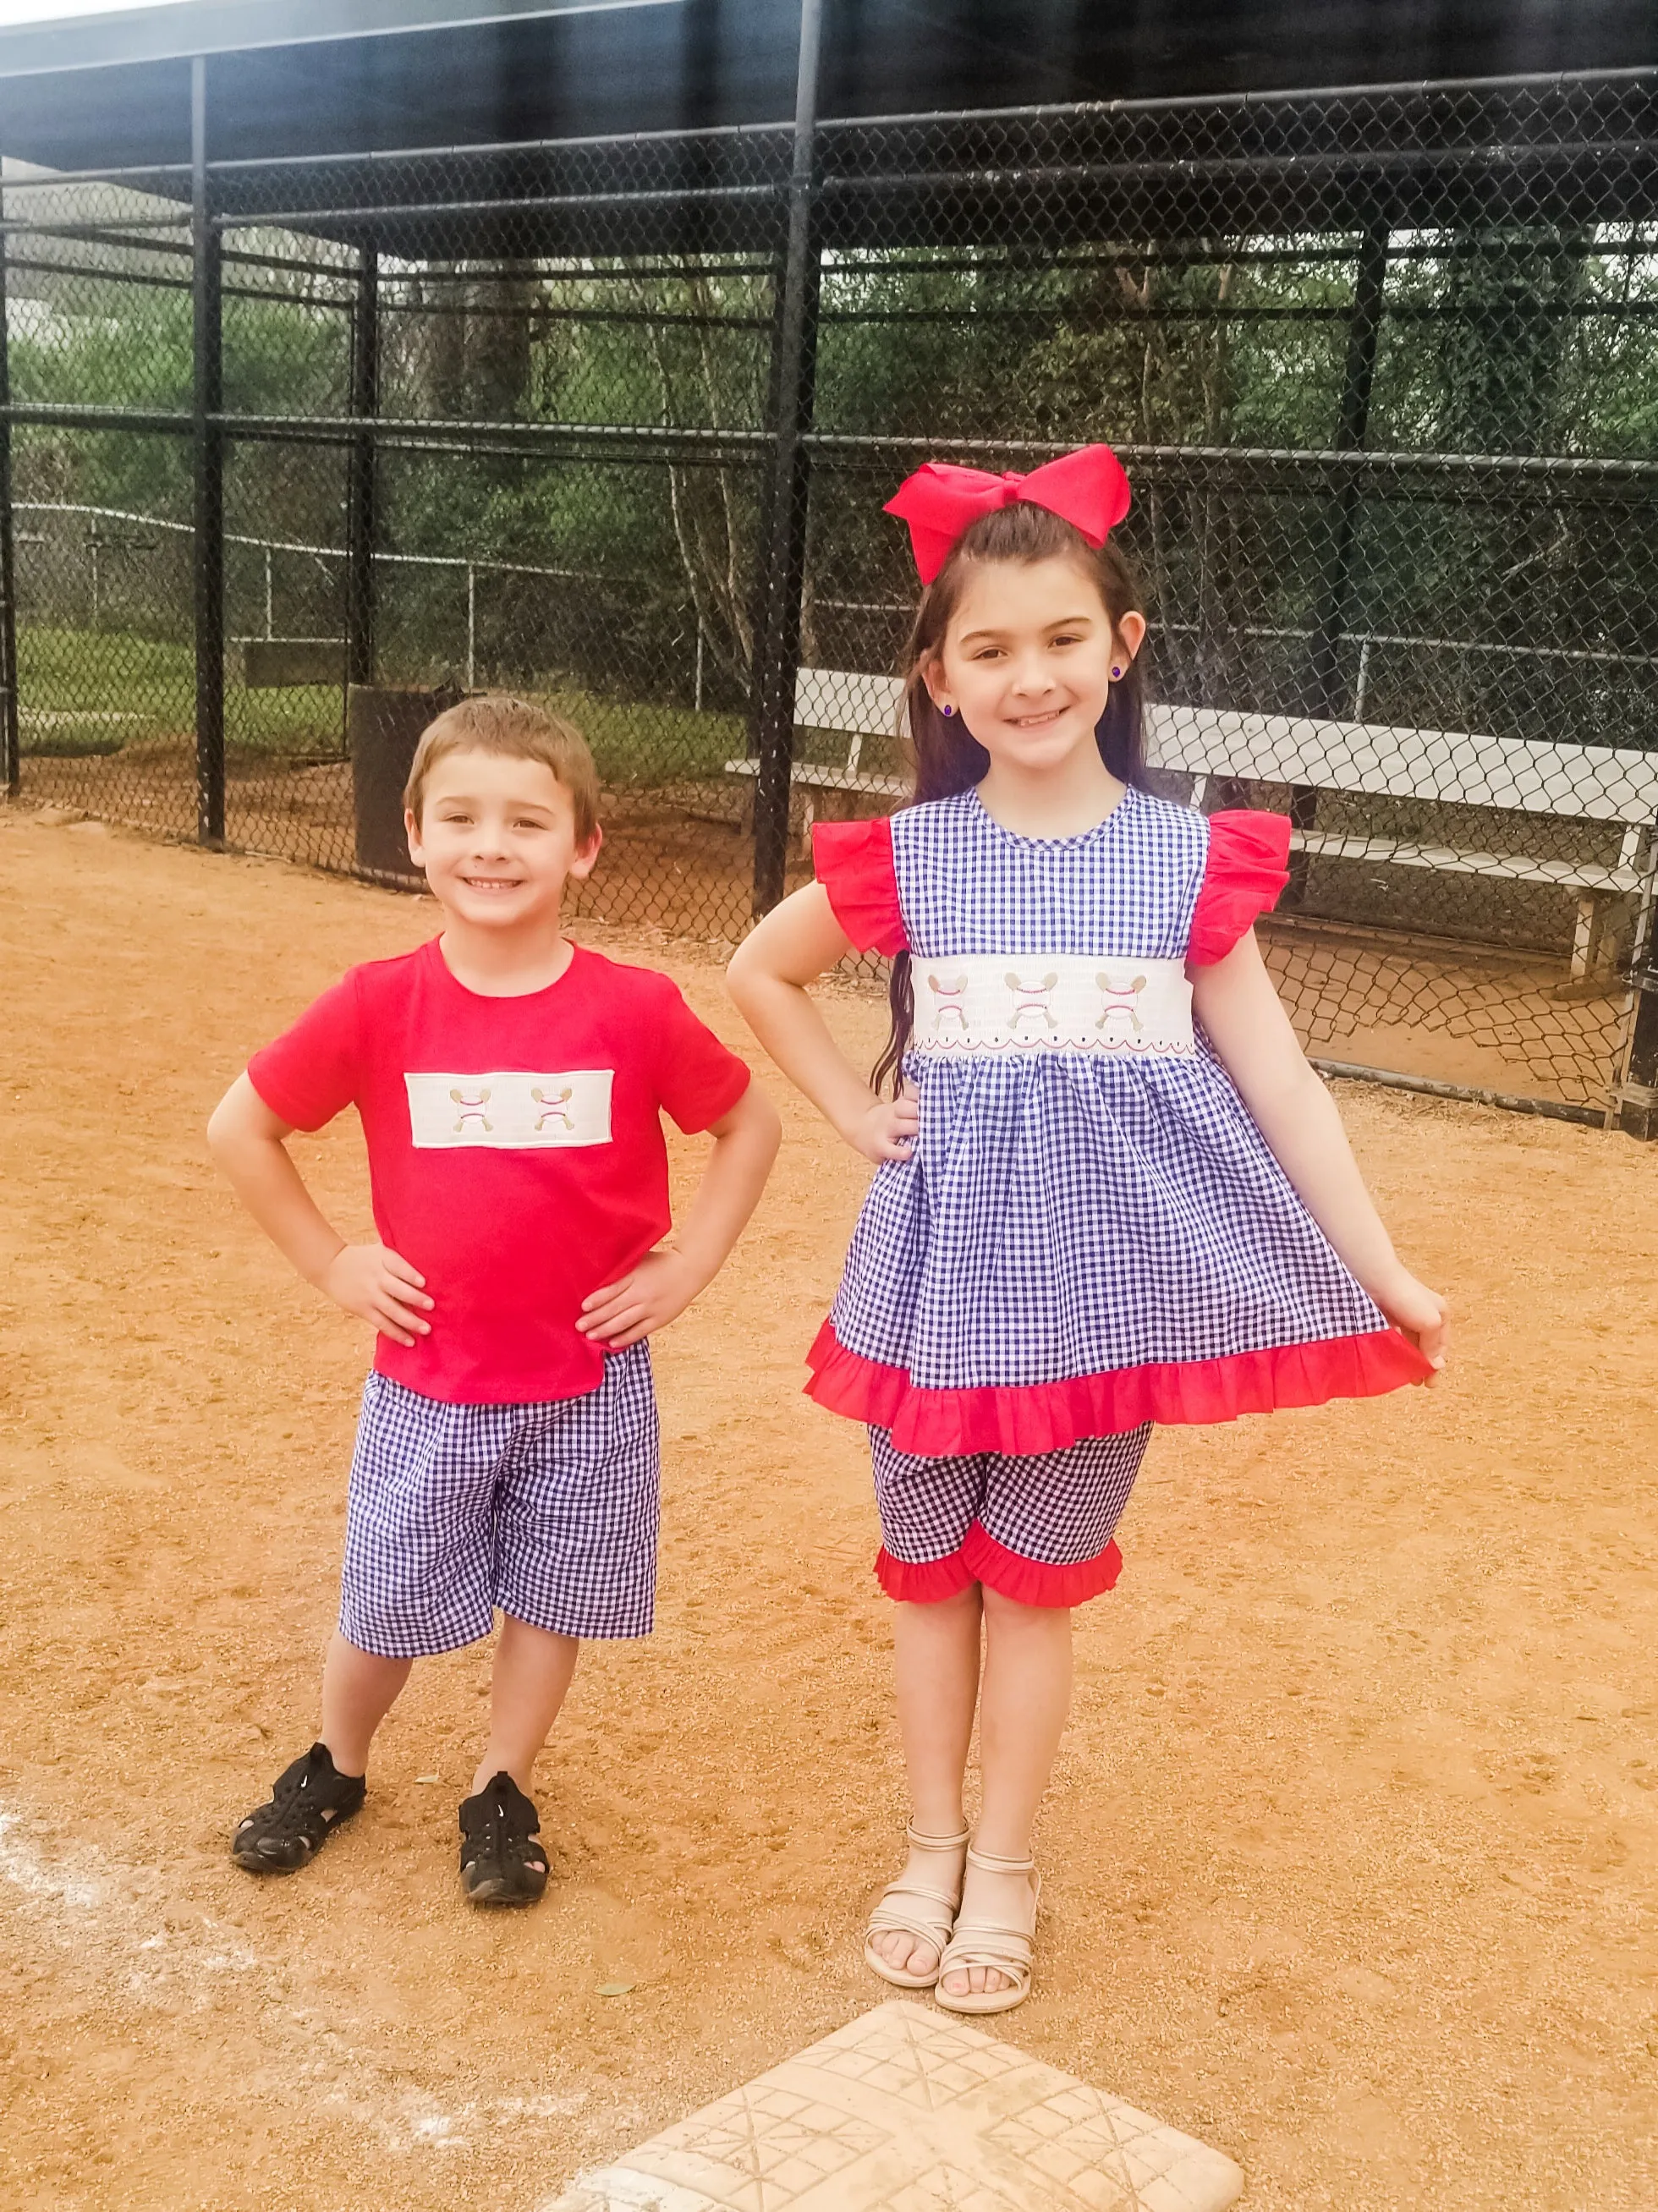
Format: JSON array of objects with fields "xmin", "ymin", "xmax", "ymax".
[
  {"xmin": 247, "ymin": 938, "xmax": 749, "ymax": 1404},
  {"xmin": 911, "ymin": 953, "xmax": 1193, "ymax": 1056},
  {"xmin": 404, "ymin": 1068, "xmax": 614, "ymax": 1149},
  {"xmin": 808, "ymin": 788, "xmax": 1434, "ymax": 1473}
]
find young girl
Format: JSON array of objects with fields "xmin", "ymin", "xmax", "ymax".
[{"xmin": 726, "ymin": 444, "xmax": 1447, "ymax": 2016}]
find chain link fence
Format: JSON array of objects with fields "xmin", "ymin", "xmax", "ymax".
[{"xmin": 3, "ymin": 70, "xmax": 1656, "ymax": 1128}]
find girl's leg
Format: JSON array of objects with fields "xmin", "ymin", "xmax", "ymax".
[
  {"xmin": 869, "ymin": 1584, "xmax": 983, "ymax": 1979},
  {"xmin": 469, "ymin": 1613, "xmax": 580, "ymax": 1795},
  {"xmin": 941, "ymin": 1588, "xmax": 1073, "ymax": 2000},
  {"xmin": 319, "ymin": 1630, "xmax": 414, "ymax": 1777}
]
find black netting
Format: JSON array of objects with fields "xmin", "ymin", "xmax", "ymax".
[{"xmin": 5, "ymin": 79, "xmax": 1658, "ymax": 1124}]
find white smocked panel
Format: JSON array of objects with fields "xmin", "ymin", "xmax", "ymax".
[
  {"xmin": 404, "ymin": 1068, "xmax": 614, "ymax": 1149},
  {"xmin": 909, "ymin": 953, "xmax": 1194, "ymax": 1057}
]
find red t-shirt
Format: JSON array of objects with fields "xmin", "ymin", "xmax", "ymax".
[{"xmin": 247, "ymin": 938, "xmax": 751, "ymax": 1406}]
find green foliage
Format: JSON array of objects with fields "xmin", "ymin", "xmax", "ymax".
[{"xmin": 11, "ymin": 222, "xmax": 1658, "ymax": 756}]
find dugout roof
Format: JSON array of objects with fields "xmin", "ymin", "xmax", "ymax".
[{"xmin": 0, "ymin": 0, "xmax": 1655, "ymax": 173}]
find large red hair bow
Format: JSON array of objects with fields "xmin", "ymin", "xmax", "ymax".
[{"xmin": 883, "ymin": 444, "xmax": 1133, "ymax": 585}]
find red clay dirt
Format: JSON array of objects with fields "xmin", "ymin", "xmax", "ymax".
[{"xmin": 0, "ymin": 805, "xmax": 1654, "ymax": 2211}]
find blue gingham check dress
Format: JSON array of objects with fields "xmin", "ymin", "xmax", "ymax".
[{"xmin": 810, "ymin": 788, "xmax": 1419, "ymax": 1505}]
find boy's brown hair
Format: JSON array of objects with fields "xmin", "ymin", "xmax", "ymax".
[{"xmin": 403, "ymin": 694, "xmax": 601, "ymax": 844}]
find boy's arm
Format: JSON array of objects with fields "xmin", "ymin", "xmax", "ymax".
[
  {"xmin": 1190, "ymin": 934, "xmax": 1447, "ymax": 1368},
  {"xmin": 206, "ymin": 1071, "xmax": 433, "ymax": 1348},
  {"xmin": 577, "ymin": 1078, "xmax": 780, "ymax": 1348}
]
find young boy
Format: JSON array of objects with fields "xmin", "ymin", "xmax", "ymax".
[{"xmin": 208, "ymin": 694, "xmax": 779, "ymax": 1906}]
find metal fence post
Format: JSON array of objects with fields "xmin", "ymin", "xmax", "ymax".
[
  {"xmin": 191, "ymin": 56, "xmax": 225, "ymax": 846},
  {"xmin": 0, "ymin": 156, "xmax": 19, "ymax": 801},
  {"xmin": 1284, "ymin": 218, "xmax": 1390, "ymax": 903},
  {"xmin": 346, "ymin": 244, "xmax": 378, "ymax": 694},
  {"xmin": 1305, "ymin": 221, "xmax": 1390, "ymax": 716},
  {"xmin": 749, "ymin": 0, "xmax": 822, "ymax": 916},
  {"xmin": 1615, "ymin": 874, "xmax": 1658, "ymax": 1137},
  {"xmin": 1617, "ymin": 994, "xmax": 1658, "ymax": 1138}
]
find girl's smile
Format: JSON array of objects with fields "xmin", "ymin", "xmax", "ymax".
[{"xmin": 927, "ymin": 552, "xmax": 1146, "ymax": 836}]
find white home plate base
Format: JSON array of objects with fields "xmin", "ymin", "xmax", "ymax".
[{"xmin": 543, "ymin": 1998, "xmax": 1244, "ymax": 2211}]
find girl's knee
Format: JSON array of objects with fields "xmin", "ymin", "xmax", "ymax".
[
  {"xmin": 898, "ymin": 1582, "xmax": 982, "ymax": 1622},
  {"xmin": 980, "ymin": 1584, "xmax": 1073, "ymax": 1627}
]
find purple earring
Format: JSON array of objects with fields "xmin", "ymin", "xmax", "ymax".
[
  {"xmin": 1110, "ymin": 665, "xmax": 1123, "ymax": 679},
  {"xmin": 942, "ymin": 703, "xmax": 954, "ymax": 717}
]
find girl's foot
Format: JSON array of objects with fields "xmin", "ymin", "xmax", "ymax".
[
  {"xmin": 865, "ymin": 1822, "xmax": 970, "ymax": 1988},
  {"xmin": 458, "ymin": 1771, "xmax": 548, "ymax": 1906},
  {"xmin": 231, "ymin": 1743, "xmax": 365, "ymax": 1873},
  {"xmin": 934, "ymin": 1846, "xmax": 1040, "ymax": 2015}
]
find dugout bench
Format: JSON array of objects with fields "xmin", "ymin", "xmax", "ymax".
[{"xmin": 727, "ymin": 668, "xmax": 1658, "ymax": 984}]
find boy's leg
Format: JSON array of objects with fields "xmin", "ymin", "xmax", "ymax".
[
  {"xmin": 320, "ymin": 1630, "xmax": 414, "ymax": 1777},
  {"xmin": 232, "ymin": 1379, "xmax": 506, "ymax": 1876},
  {"xmin": 459, "ymin": 1345, "xmax": 659, "ymax": 1905},
  {"xmin": 469, "ymin": 1615, "xmax": 579, "ymax": 1796}
]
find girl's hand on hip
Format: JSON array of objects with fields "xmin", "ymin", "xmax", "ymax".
[
  {"xmin": 844, "ymin": 1084, "xmax": 919, "ymax": 1165},
  {"xmin": 578, "ymin": 1249, "xmax": 705, "ymax": 1348},
  {"xmin": 1375, "ymin": 1270, "xmax": 1448, "ymax": 1371},
  {"xmin": 321, "ymin": 1243, "xmax": 432, "ymax": 1348}
]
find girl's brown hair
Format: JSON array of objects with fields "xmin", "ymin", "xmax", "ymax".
[{"xmin": 872, "ymin": 501, "xmax": 1150, "ymax": 1095}]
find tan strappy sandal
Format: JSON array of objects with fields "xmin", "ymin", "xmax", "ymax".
[
  {"xmin": 863, "ymin": 1822, "xmax": 970, "ymax": 1990},
  {"xmin": 932, "ymin": 1845, "xmax": 1041, "ymax": 2016}
]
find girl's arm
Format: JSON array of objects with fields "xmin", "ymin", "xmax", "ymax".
[
  {"xmin": 725, "ymin": 882, "xmax": 917, "ymax": 1163},
  {"xmin": 206, "ymin": 1072, "xmax": 434, "ymax": 1347},
  {"xmin": 577, "ymin": 1078, "xmax": 781, "ymax": 1347},
  {"xmin": 1190, "ymin": 933, "xmax": 1448, "ymax": 1368}
]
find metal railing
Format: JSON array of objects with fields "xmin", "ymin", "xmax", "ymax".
[{"xmin": 1, "ymin": 62, "xmax": 1656, "ymax": 1131}]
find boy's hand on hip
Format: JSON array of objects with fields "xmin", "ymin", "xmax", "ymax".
[
  {"xmin": 320, "ymin": 1243, "xmax": 432, "ymax": 1348},
  {"xmin": 578, "ymin": 1249, "xmax": 705, "ymax": 1348}
]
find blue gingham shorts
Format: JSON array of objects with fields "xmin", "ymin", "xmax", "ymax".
[
  {"xmin": 338, "ymin": 1343, "xmax": 660, "ymax": 1658},
  {"xmin": 870, "ymin": 1420, "xmax": 1152, "ymax": 1591}
]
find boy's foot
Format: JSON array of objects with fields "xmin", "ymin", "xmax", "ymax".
[
  {"xmin": 232, "ymin": 1743, "xmax": 365, "ymax": 1873},
  {"xmin": 458, "ymin": 1772, "xmax": 548, "ymax": 1907}
]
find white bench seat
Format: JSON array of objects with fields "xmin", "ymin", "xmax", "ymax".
[
  {"xmin": 1290, "ymin": 829, "xmax": 1647, "ymax": 898},
  {"xmin": 724, "ymin": 668, "xmax": 1658, "ymax": 980},
  {"xmin": 723, "ymin": 755, "xmax": 905, "ymax": 802}
]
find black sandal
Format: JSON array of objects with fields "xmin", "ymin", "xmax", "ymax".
[
  {"xmin": 232, "ymin": 1743, "xmax": 365, "ymax": 1873},
  {"xmin": 458, "ymin": 1771, "xmax": 548, "ymax": 1906}
]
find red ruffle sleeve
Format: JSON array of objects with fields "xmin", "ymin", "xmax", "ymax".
[
  {"xmin": 811, "ymin": 815, "xmax": 909, "ymax": 956},
  {"xmin": 1187, "ymin": 810, "xmax": 1293, "ymax": 965}
]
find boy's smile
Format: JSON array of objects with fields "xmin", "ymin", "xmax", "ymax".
[{"xmin": 405, "ymin": 749, "xmax": 602, "ymax": 941}]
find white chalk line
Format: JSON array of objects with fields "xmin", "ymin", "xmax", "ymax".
[{"xmin": 0, "ymin": 1791, "xmax": 621, "ymax": 2157}]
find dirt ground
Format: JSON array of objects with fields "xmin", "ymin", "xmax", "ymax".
[{"xmin": 1, "ymin": 805, "xmax": 1655, "ymax": 2212}]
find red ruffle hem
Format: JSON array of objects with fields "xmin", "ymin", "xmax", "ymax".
[
  {"xmin": 876, "ymin": 1526, "xmax": 1124, "ymax": 1608},
  {"xmin": 809, "ymin": 1317, "xmax": 1433, "ymax": 1457}
]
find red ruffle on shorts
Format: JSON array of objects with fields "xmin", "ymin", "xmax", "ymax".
[{"xmin": 875, "ymin": 1528, "xmax": 1125, "ymax": 1609}]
